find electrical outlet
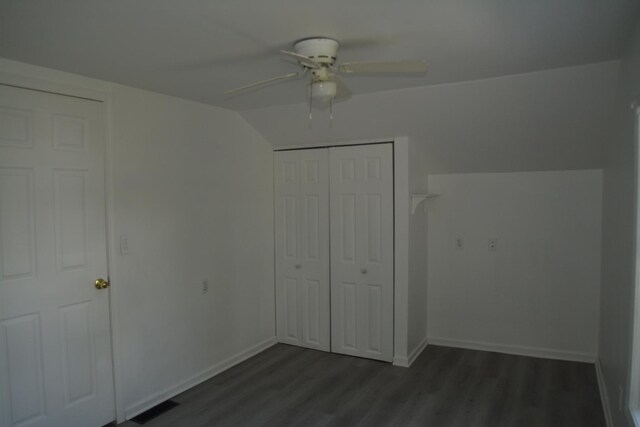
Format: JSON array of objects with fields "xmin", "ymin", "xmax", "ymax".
[
  {"xmin": 488, "ymin": 238, "xmax": 497, "ymax": 251},
  {"xmin": 202, "ymin": 280, "xmax": 209, "ymax": 294},
  {"xmin": 120, "ymin": 236, "xmax": 129, "ymax": 255},
  {"xmin": 455, "ymin": 238, "xmax": 464, "ymax": 250}
]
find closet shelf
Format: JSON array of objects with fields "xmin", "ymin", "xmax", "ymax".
[{"xmin": 411, "ymin": 194, "xmax": 439, "ymax": 214}]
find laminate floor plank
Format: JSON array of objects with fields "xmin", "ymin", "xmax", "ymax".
[{"xmin": 118, "ymin": 344, "xmax": 605, "ymax": 427}]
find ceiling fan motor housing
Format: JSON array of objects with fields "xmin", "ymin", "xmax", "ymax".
[{"xmin": 294, "ymin": 38, "xmax": 339, "ymax": 65}]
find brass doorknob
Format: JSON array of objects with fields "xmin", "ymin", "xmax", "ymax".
[{"xmin": 95, "ymin": 278, "xmax": 110, "ymax": 290}]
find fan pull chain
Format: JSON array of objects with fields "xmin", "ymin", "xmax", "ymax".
[
  {"xmin": 308, "ymin": 84, "xmax": 313, "ymax": 128},
  {"xmin": 329, "ymin": 99, "xmax": 333, "ymax": 127}
]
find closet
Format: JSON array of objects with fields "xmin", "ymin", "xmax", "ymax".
[{"xmin": 274, "ymin": 143, "xmax": 394, "ymax": 362}]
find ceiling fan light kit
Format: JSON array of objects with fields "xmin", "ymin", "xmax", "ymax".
[
  {"xmin": 311, "ymin": 81, "xmax": 337, "ymax": 103},
  {"xmin": 224, "ymin": 36, "xmax": 427, "ymax": 122}
]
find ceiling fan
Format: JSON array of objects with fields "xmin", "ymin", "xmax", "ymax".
[{"xmin": 224, "ymin": 37, "xmax": 427, "ymax": 115}]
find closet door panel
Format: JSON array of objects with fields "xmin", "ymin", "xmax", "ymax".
[
  {"xmin": 275, "ymin": 149, "xmax": 330, "ymax": 351},
  {"xmin": 330, "ymin": 144, "xmax": 393, "ymax": 362},
  {"xmin": 299, "ymin": 150, "xmax": 330, "ymax": 351},
  {"xmin": 275, "ymin": 151, "xmax": 302, "ymax": 346},
  {"xmin": 284, "ymin": 277, "xmax": 300, "ymax": 341}
]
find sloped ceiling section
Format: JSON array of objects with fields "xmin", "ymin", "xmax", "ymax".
[
  {"xmin": 0, "ymin": 1, "xmax": 637, "ymax": 111},
  {"xmin": 240, "ymin": 61, "xmax": 619, "ymax": 173}
]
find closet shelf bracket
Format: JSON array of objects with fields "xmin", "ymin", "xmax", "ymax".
[{"xmin": 411, "ymin": 194, "xmax": 439, "ymax": 214}]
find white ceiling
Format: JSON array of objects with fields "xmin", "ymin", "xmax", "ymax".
[
  {"xmin": 0, "ymin": 1, "xmax": 638, "ymax": 111},
  {"xmin": 240, "ymin": 61, "xmax": 618, "ymax": 171}
]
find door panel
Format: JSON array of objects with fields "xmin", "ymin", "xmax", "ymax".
[
  {"xmin": 0, "ymin": 314, "xmax": 45, "ymax": 426},
  {"xmin": 0, "ymin": 168, "xmax": 36, "ymax": 280},
  {"xmin": 365, "ymin": 284, "xmax": 382, "ymax": 353},
  {"xmin": 339, "ymin": 194, "xmax": 357, "ymax": 263},
  {"xmin": 283, "ymin": 195, "xmax": 298, "ymax": 259},
  {"xmin": 341, "ymin": 282, "xmax": 358, "ymax": 350},
  {"xmin": 365, "ymin": 194, "xmax": 382, "ymax": 263},
  {"xmin": 0, "ymin": 85, "xmax": 114, "ymax": 427},
  {"xmin": 276, "ymin": 152, "xmax": 302, "ymax": 346},
  {"xmin": 54, "ymin": 169, "xmax": 89, "ymax": 271},
  {"xmin": 301, "ymin": 279, "xmax": 320, "ymax": 345},
  {"xmin": 330, "ymin": 144, "xmax": 394, "ymax": 362},
  {"xmin": 274, "ymin": 149, "xmax": 330, "ymax": 351},
  {"xmin": 59, "ymin": 301, "xmax": 95, "ymax": 405},
  {"xmin": 285, "ymin": 277, "xmax": 299, "ymax": 341}
]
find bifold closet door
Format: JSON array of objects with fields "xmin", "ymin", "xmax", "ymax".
[
  {"xmin": 274, "ymin": 149, "xmax": 330, "ymax": 351},
  {"xmin": 330, "ymin": 144, "xmax": 394, "ymax": 362}
]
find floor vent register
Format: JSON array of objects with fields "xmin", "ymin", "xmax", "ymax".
[{"xmin": 130, "ymin": 400, "xmax": 180, "ymax": 424}]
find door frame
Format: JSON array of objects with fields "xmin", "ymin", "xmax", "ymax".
[
  {"xmin": 274, "ymin": 136, "xmax": 411, "ymax": 366},
  {"xmin": 0, "ymin": 60, "xmax": 126, "ymax": 423}
]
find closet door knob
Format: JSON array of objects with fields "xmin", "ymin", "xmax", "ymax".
[
  {"xmin": 295, "ymin": 264, "xmax": 301, "ymax": 269},
  {"xmin": 360, "ymin": 268, "xmax": 367, "ymax": 274}
]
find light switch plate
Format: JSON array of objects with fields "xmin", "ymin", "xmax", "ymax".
[{"xmin": 120, "ymin": 236, "xmax": 130, "ymax": 255}]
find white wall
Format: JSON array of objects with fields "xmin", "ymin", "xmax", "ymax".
[
  {"xmin": 239, "ymin": 61, "xmax": 618, "ymax": 367},
  {"xmin": 0, "ymin": 59, "xmax": 276, "ymax": 421},
  {"xmin": 241, "ymin": 62, "xmax": 618, "ymax": 174},
  {"xmin": 110, "ymin": 86, "xmax": 275, "ymax": 418},
  {"xmin": 600, "ymin": 16, "xmax": 640, "ymax": 427},
  {"xmin": 427, "ymin": 170, "xmax": 602, "ymax": 361}
]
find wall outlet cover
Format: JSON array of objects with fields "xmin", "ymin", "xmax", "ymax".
[
  {"xmin": 455, "ymin": 238, "xmax": 464, "ymax": 250},
  {"xmin": 488, "ymin": 238, "xmax": 497, "ymax": 251}
]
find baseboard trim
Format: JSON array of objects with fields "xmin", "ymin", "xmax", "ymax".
[
  {"xmin": 408, "ymin": 337, "xmax": 428, "ymax": 366},
  {"xmin": 124, "ymin": 336, "xmax": 278, "ymax": 420},
  {"xmin": 392, "ymin": 355, "xmax": 409, "ymax": 367},
  {"xmin": 393, "ymin": 337, "xmax": 428, "ymax": 368},
  {"xmin": 427, "ymin": 337, "xmax": 596, "ymax": 363},
  {"xmin": 595, "ymin": 358, "xmax": 614, "ymax": 427}
]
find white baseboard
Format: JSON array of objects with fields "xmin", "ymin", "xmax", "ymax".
[
  {"xmin": 595, "ymin": 358, "xmax": 614, "ymax": 427},
  {"xmin": 393, "ymin": 337, "xmax": 428, "ymax": 368},
  {"xmin": 124, "ymin": 336, "xmax": 278, "ymax": 419},
  {"xmin": 392, "ymin": 355, "xmax": 409, "ymax": 367},
  {"xmin": 427, "ymin": 337, "xmax": 596, "ymax": 363},
  {"xmin": 408, "ymin": 337, "xmax": 429, "ymax": 366}
]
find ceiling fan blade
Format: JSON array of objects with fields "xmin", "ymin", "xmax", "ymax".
[
  {"xmin": 328, "ymin": 75, "xmax": 352, "ymax": 100},
  {"xmin": 224, "ymin": 71, "xmax": 302, "ymax": 96},
  {"xmin": 338, "ymin": 60, "xmax": 427, "ymax": 75},
  {"xmin": 280, "ymin": 50, "xmax": 321, "ymax": 69}
]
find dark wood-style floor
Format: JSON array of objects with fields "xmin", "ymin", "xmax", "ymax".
[{"xmin": 119, "ymin": 344, "xmax": 605, "ymax": 427}]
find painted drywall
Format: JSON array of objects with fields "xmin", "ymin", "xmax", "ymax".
[
  {"xmin": 427, "ymin": 170, "xmax": 602, "ymax": 360},
  {"xmin": 599, "ymin": 16, "xmax": 640, "ymax": 427},
  {"xmin": 407, "ymin": 138, "xmax": 429, "ymax": 361},
  {"xmin": 110, "ymin": 86, "xmax": 275, "ymax": 417},
  {"xmin": 0, "ymin": 59, "xmax": 276, "ymax": 421},
  {"xmin": 241, "ymin": 61, "xmax": 618, "ymax": 174}
]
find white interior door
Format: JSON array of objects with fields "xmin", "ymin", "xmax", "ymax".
[
  {"xmin": 0, "ymin": 85, "xmax": 114, "ymax": 427},
  {"xmin": 330, "ymin": 143, "xmax": 394, "ymax": 362},
  {"xmin": 274, "ymin": 149, "xmax": 330, "ymax": 351}
]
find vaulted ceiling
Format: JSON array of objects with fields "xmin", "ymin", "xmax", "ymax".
[{"xmin": 1, "ymin": 1, "xmax": 638, "ymax": 111}]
